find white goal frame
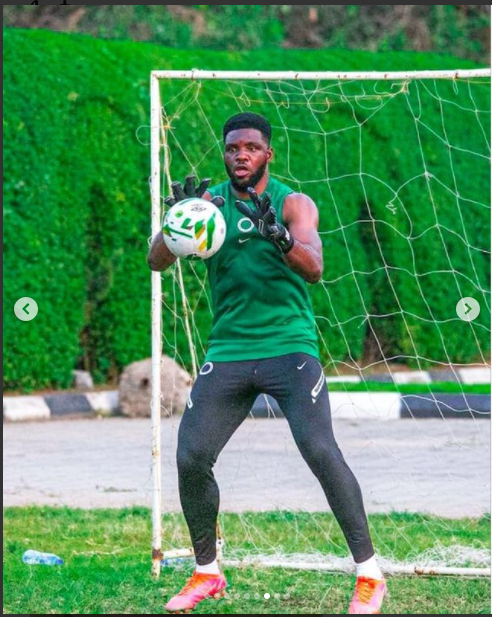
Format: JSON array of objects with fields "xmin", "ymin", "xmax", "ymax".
[{"xmin": 149, "ymin": 68, "xmax": 491, "ymax": 579}]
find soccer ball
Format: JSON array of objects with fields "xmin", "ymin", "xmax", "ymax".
[{"xmin": 162, "ymin": 198, "xmax": 226, "ymax": 261}]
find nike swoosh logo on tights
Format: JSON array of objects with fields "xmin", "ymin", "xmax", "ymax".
[{"xmin": 297, "ymin": 362, "xmax": 307, "ymax": 370}]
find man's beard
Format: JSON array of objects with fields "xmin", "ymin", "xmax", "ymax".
[{"xmin": 226, "ymin": 161, "xmax": 268, "ymax": 193}]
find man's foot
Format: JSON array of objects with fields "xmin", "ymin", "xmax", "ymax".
[
  {"xmin": 164, "ymin": 571, "xmax": 227, "ymax": 613},
  {"xmin": 348, "ymin": 577, "xmax": 388, "ymax": 614}
]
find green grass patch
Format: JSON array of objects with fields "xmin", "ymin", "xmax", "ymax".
[
  {"xmin": 328, "ymin": 382, "xmax": 491, "ymax": 395},
  {"xmin": 4, "ymin": 507, "xmax": 490, "ymax": 614}
]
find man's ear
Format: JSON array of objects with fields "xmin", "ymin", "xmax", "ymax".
[{"xmin": 267, "ymin": 147, "xmax": 274, "ymax": 164}]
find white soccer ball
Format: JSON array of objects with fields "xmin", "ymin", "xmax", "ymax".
[{"xmin": 162, "ymin": 198, "xmax": 226, "ymax": 261}]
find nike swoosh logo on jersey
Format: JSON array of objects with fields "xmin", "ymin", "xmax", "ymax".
[
  {"xmin": 239, "ymin": 238, "xmax": 251, "ymax": 244},
  {"xmin": 297, "ymin": 362, "xmax": 307, "ymax": 370}
]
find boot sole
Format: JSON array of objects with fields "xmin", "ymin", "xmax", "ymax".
[{"xmin": 166, "ymin": 587, "xmax": 227, "ymax": 613}]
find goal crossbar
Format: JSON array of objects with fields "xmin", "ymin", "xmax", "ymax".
[{"xmin": 152, "ymin": 68, "xmax": 491, "ymax": 81}]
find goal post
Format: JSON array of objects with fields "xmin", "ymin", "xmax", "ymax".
[
  {"xmin": 150, "ymin": 73, "xmax": 163, "ymax": 578},
  {"xmin": 149, "ymin": 68, "xmax": 491, "ymax": 579}
]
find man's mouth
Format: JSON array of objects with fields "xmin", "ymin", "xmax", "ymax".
[{"xmin": 234, "ymin": 166, "xmax": 250, "ymax": 178}]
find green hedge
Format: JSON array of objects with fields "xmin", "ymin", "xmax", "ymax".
[{"xmin": 3, "ymin": 29, "xmax": 490, "ymax": 390}]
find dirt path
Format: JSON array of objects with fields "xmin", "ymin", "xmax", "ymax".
[{"xmin": 3, "ymin": 417, "xmax": 489, "ymax": 517}]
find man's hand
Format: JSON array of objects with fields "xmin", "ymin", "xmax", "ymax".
[
  {"xmin": 165, "ymin": 174, "xmax": 225, "ymax": 209},
  {"xmin": 235, "ymin": 187, "xmax": 294, "ymax": 254}
]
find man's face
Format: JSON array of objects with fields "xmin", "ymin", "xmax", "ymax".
[{"xmin": 224, "ymin": 128, "xmax": 273, "ymax": 191}]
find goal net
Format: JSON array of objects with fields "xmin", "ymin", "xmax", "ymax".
[{"xmin": 149, "ymin": 69, "xmax": 491, "ymax": 581}]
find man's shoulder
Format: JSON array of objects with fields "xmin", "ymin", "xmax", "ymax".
[
  {"xmin": 283, "ymin": 191, "xmax": 318, "ymax": 224},
  {"xmin": 208, "ymin": 180, "xmax": 230, "ymax": 197},
  {"xmin": 284, "ymin": 191, "xmax": 315, "ymax": 204},
  {"xmin": 270, "ymin": 177, "xmax": 294, "ymax": 195}
]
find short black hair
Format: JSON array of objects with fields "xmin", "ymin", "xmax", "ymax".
[{"xmin": 223, "ymin": 112, "xmax": 272, "ymax": 144}]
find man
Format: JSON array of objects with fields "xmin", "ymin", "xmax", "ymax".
[{"xmin": 148, "ymin": 112, "xmax": 387, "ymax": 614}]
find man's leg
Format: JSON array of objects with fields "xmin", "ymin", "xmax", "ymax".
[
  {"xmin": 255, "ymin": 352, "xmax": 374, "ymax": 563},
  {"xmin": 255, "ymin": 352, "xmax": 387, "ymax": 614},
  {"xmin": 166, "ymin": 360, "xmax": 259, "ymax": 612},
  {"xmin": 177, "ymin": 359, "xmax": 258, "ymax": 565}
]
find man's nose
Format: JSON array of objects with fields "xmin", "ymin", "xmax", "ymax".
[{"xmin": 236, "ymin": 150, "xmax": 249, "ymax": 161}]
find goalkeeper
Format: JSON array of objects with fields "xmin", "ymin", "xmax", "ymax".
[{"xmin": 148, "ymin": 112, "xmax": 387, "ymax": 615}]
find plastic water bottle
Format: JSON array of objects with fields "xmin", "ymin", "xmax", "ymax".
[
  {"xmin": 22, "ymin": 550, "xmax": 64, "ymax": 566},
  {"xmin": 161, "ymin": 557, "xmax": 193, "ymax": 570}
]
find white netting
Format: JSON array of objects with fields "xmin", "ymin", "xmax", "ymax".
[
  {"xmin": 224, "ymin": 543, "xmax": 491, "ymax": 575},
  {"xmin": 151, "ymin": 74, "xmax": 491, "ymax": 576}
]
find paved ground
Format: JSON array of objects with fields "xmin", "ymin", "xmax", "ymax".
[{"xmin": 3, "ymin": 417, "xmax": 490, "ymax": 518}]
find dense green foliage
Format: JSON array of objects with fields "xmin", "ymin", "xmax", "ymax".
[
  {"xmin": 3, "ymin": 29, "xmax": 490, "ymax": 390},
  {"xmin": 3, "ymin": 507, "xmax": 491, "ymax": 614},
  {"xmin": 3, "ymin": 5, "xmax": 491, "ymax": 63}
]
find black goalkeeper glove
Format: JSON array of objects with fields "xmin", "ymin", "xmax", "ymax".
[
  {"xmin": 235, "ymin": 187, "xmax": 294, "ymax": 254},
  {"xmin": 164, "ymin": 174, "xmax": 225, "ymax": 209}
]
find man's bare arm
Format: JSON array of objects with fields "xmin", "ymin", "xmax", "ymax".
[
  {"xmin": 147, "ymin": 231, "xmax": 177, "ymax": 271},
  {"xmin": 281, "ymin": 193, "xmax": 323, "ymax": 284}
]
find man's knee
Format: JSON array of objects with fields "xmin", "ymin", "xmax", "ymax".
[
  {"xmin": 177, "ymin": 443, "xmax": 215, "ymax": 476},
  {"xmin": 298, "ymin": 437, "xmax": 344, "ymax": 470}
]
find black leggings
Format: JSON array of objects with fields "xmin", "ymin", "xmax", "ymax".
[{"xmin": 177, "ymin": 352, "xmax": 374, "ymax": 565}]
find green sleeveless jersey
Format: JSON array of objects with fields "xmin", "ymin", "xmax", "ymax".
[{"xmin": 205, "ymin": 177, "xmax": 320, "ymax": 362}]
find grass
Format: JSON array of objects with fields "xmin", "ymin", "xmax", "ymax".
[
  {"xmin": 3, "ymin": 507, "xmax": 490, "ymax": 614},
  {"xmin": 327, "ymin": 382, "xmax": 490, "ymax": 395}
]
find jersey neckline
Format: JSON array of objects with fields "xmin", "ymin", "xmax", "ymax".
[{"xmin": 228, "ymin": 176, "xmax": 274, "ymax": 201}]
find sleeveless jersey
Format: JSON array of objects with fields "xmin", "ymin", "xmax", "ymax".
[{"xmin": 205, "ymin": 177, "xmax": 320, "ymax": 362}]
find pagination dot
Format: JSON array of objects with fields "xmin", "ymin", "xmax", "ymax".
[{"xmin": 264, "ymin": 592, "xmax": 271, "ymax": 600}]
